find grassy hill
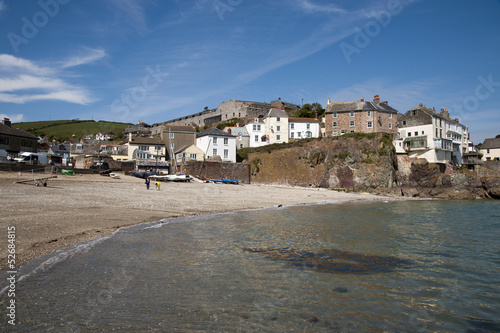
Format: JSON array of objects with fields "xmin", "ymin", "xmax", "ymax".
[{"xmin": 13, "ymin": 120, "xmax": 132, "ymax": 142}]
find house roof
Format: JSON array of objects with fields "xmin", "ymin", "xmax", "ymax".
[
  {"xmin": 288, "ymin": 117, "xmax": 319, "ymax": 123},
  {"xmin": 266, "ymin": 108, "xmax": 289, "ymax": 118},
  {"xmin": 175, "ymin": 144, "xmax": 204, "ymax": 154},
  {"xmin": 196, "ymin": 128, "xmax": 236, "ymax": 138},
  {"xmin": 128, "ymin": 137, "xmax": 164, "ymax": 145},
  {"xmin": 0, "ymin": 122, "xmax": 38, "ymax": 139},
  {"xmin": 223, "ymin": 127, "xmax": 249, "ymax": 137},
  {"xmin": 325, "ymin": 101, "xmax": 398, "ymax": 114},
  {"xmin": 243, "ymin": 116, "xmax": 264, "ymax": 125},
  {"xmin": 481, "ymin": 137, "xmax": 500, "ymax": 149}
]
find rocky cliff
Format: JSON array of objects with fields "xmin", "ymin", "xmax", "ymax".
[{"xmin": 241, "ymin": 133, "xmax": 500, "ymax": 199}]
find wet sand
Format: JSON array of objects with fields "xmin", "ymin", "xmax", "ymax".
[{"xmin": 0, "ymin": 172, "xmax": 397, "ymax": 270}]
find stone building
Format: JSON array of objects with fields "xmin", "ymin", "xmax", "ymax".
[
  {"xmin": 163, "ymin": 99, "xmax": 300, "ymax": 127},
  {"xmin": 324, "ymin": 95, "xmax": 398, "ymax": 136}
]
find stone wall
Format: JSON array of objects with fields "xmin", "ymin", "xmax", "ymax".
[{"xmin": 179, "ymin": 161, "xmax": 250, "ymax": 184}]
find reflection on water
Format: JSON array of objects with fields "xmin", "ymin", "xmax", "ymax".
[
  {"xmin": 243, "ymin": 247, "xmax": 412, "ymax": 274},
  {"xmin": 1, "ymin": 200, "xmax": 499, "ymax": 332}
]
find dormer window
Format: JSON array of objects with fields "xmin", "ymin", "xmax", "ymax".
[
  {"xmin": 254, "ymin": 118, "xmax": 258, "ymax": 123},
  {"xmin": 350, "ymin": 111, "xmax": 355, "ymax": 117}
]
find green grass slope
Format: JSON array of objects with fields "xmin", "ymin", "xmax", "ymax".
[{"xmin": 13, "ymin": 120, "xmax": 132, "ymax": 142}]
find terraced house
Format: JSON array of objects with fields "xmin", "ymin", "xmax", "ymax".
[
  {"xmin": 324, "ymin": 95, "xmax": 398, "ymax": 137},
  {"xmin": 394, "ymin": 105, "xmax": 469, "ymax": 165}
]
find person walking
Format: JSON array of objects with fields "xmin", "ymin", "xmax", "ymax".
[{"xmin": 145, "ymin": 177, "xmax": 150, "ymax": 190}]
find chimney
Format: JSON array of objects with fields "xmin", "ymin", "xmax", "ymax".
[
  {"xmin": 281, "ymin": 102, "xmax": 285, "ymax": 110},
  {"xmin": 440, "ymin": 107, "xmax": 450, "ymax": 119},
  {"xmin": 373, "ymin": 95, "xmax": 380, "ymax": 103},
  {"xmin": 327, "ymin": 98, "xmax": 331, "ymax": 105},
  {"xmin": 228, "ymin": 128, "xmax": 232, "ymax": 135},
  {"xmin": 2, "ymin": 118, "xmax": 11, "ymax": 127},
  {"xmin": 419, "ymin": 103, "xmax": 423, "ymax": 107},
  {"xmin": 360, "ymin": 96, "xmax": 364, "ymax": 102}
]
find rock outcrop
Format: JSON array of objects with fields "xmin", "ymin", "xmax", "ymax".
[{"xmin": 241, "ymin": 133, "xmax": 500, "ymax": 199}]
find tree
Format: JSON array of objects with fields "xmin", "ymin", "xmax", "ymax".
[
  {"xmin": 294, "ymin": 102, "xmax": 324, "ymax": 118},
  {"xmin": 496, "ymin": 134, "xmax": 500, "ymax": 138}
]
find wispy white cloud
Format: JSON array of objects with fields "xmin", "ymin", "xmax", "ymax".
[
  {"xmin": 61, "ymin": 48, "xmax": 107, "ymax": 68},
  {"xmin": 0, "ymin": 1, "xmax": 6, "ymax": 12},
  {"xmin": 107, "ymin": 0, "xmax": 147, "ymax": 33},
  {"xmin": 0, "ymin": 54, "xmax": 94, "ymax": 105},
  {"xmin": 295, "ymin": 0, "xmax": 346, "ymax": 14}
]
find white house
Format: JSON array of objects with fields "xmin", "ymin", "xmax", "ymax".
[
  {"xmin": 394, "ymin": 106, "xmax": 468, "ymax": 165},
  {"xmin": 480, "ymin": 137, "xmax": 500, "ymax": 161},
  {"xmin": 288, "ymin": 117, "xmax": 320, "ymax": 140},
  {"xmin": 175, "ymin": 144, "xmax": 205, "ymax": 163},
  {"xmin": 264, "ymin": 108, "xmax": 288, "ymax": 144},
  {"xmin": 127, "ymin": 137, "xmax": 166, "ymax": 161},
  {"xmin": 196, "ymin": 128, "xmax": 237, "ymax": 163},
  {"xmin": 245, "ymin": 117, "xmax": 268, "ymax": 148}
]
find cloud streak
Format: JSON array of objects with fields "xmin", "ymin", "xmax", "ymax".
[
  {"xmin": 61, "ymin": 48, "xmax": 107, "ymax": 68},
  {"xmin": 0, "ymin": 54, "xmax": 94, "ymax": 105},
  {"xmin": 295, "ymin": 0, "xmax": 346, "ymax": 14}
]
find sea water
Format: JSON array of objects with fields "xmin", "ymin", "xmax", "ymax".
[{"xmin": 1, "ymin": 200, "xmax": 500, "ymax": 332}]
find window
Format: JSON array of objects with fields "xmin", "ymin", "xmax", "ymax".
[
  {"xmin": 350, "ymin": 130, "xmax": 355, "ymax": 133},
  {"xmin": 257, "ymin": 125, "xmax": 261, "ymax": 131},
  {"xmin": 487, "ymin": 149, "xmax": 490, "ymax": 154},
  {"xmin": 297, "ymin": 132, "xmax": 302, "ymax": 138},
  {"xmin": 350, "ymin": 111, "xmax": 355, "ymax": 117},
  {"xmin": 255, "ymin": 135, "xmax": 259, "ymax": 142},
  {"xmin": 170, "ymin": 143, "xmax": 174, "ymax": 150},
  {"xmin": 422, "ymin": 131, "xmax": 425, "ymax": 135},
  {"xmin": 291, "ymin": 132, "xmax": 294, "ymax": 138},
  {"xmin": 138, "ymin": 145, "xmax": 149, "ymax": 151},
  {"xmin": 21, "ymin": 140, "xmax": 32, "ymax": 147},
  {"xmin": 190, "ymin": 153, "xmax": 197, "ymax": 160},
  {"xmin": 367, "ymin": 111, "xmax": 371, "ymax": 117},
  {"xmin": 76, "ymin": 144, "xmax": 83, "ymax": 150},
  {"xmin": 224, "ymin": 149, "xmax": 229, "ymax": 159},
  {"xmin": 367, "ymin": 121, "xmax": 373, "ymax": 128},
  {"xmin": 350, "ymin": 120, "xmax": 355, "ymax": 127},
  {"xmin": 240, "ymin": 144, "xmax": 243, "ymax": 148},
  {"xmin": 436, "ymin": 128, "xmax": 439, "ymax": 137},
  {"xmin": 403, "ymin": 121, "xmax": 407, "ymax": 126},
  {"xmin": 306, "ymin": 124, "xmax": 310, "ymax": 130},
  {"xmin": 254, "ymin": 118, "xmax": 259, "ymax": 123},
  {"xmin": 332, "ymin": 112, "xmax": 337, "ymax": 118},
  {"xmin": 224, "ymin": 138, "xmax": 228, "ymax": 145},
  {"xmin": 306, "ymin": 131, "xmax": 312, "ymax": 138},
  {"xmin": 155, "ymin": 145, "xmax": 162, "ymax": 151},
  {"xmin": 412, "ymin": 110, "xmax": 416, "ymax": 116},
  {"xmin": 277, "ymin": 126, "xmax": 281, "ymax": 132},
  {"xmin": 389, "ymin": 123, "xmax": 392, "ymax": 129},
  {"xmin": 341, "ymin": 129, "xmax": 346, "ymax": 135},
  {"xmin": 333, "ymin": 121, "xmax": 338, "ymax": 128},
  {"xmin": 0, "ymin": 137, "xmax": 9, "ymax": 145},
  {"xmin": 414, "ymin": 131, "xmax": 418, "ymax": 136},
  {"xmin": 389, "ymin": 113, "xmax": 393, "ymax": 118},
  {"xmin": 253, "ymin": 124, "xmax": 257, "ymax": 131},
  {"xmin": 333, "ymin": 131, "xmax": 338, "ymax": 136},
  {"xmin": 276, "ymin": 135, "xmax": 281, "ymax": 141},
  {"xmin": 213, "ymin": 148, "xmax": 217, "ymax": 156},
  {"xmin": 213, "ymin": 137, "xmax": 218, "ymax": 145},
  {"xmin": 169, "ymin": 132, "xmax": 174, "ymax": 139},
  {"xmin": 277, "ymin": 117, "xmax": 281, "ymax": 122},
  {"xmin": 290, "ymin": 123, "xmax": 294, "ymax": 129},
  {"xmin": 408, "ymin": 132, "xmax": 412, "ymax": 137}
]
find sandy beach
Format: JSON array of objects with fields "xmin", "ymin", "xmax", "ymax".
[{"xmin": 0, "ymin": 171, "xmax": 397, "ymax": 270}]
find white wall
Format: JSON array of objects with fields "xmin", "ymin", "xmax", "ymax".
[
  {"xmin": 289, "ymin": 122, "xmax": 320, "ymax": 139},
  {"xmin": 196, "ymin": 135, "xmax": 236, "ymax": 162}
]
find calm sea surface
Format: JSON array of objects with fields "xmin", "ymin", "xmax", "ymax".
[{"xmin": 1, "ymin": 200, "xmax": 500, "ymax": 332}]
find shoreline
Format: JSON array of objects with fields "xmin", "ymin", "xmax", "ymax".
[{"xmin": 0, "ymin": 171, "xmax": 402, "ymax": 271}]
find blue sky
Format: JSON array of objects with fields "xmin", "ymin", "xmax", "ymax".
[{"xmin": 0, "ymin": 0, "xmax": 499, "ymax": 143}]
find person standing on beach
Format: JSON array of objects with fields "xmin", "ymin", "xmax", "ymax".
[
  {"xmin": 155, "ymin": 181, "xmax": 161, "ymax": 191},
  {"xmin": 145, "ymin": 177, "xmax": 150, "ymax": 190}
]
